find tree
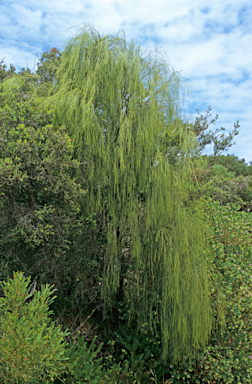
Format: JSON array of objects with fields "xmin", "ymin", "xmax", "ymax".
[
  {"xmin": 159, "ymin": 107, "xmax": 241, "ymax": 207},
  {"xmin": 209, "ymin": 154, "xmax": 252, "ymax": 211},
  {"xmin": 0, "ymin": 271, "xmax": 69, "ymax": 383},
  {"xmin": 35, "ymin": 48, "xmax": 62, "ymax": 97},
  {"xmin": 0, "ymin": 81, "xmax": 90, "ymax": 302},
  {"xmin": 187, "ymin": 106, "xmax": 240, "ymax": 161},
  {"xmin": 0, "ymin": 59, "xmax": 16, "ymax": 82},
  {"xmin": 188, "ymin": 154, "xmax": 252, "ymax": 212},
  {"xmin": 46, "ymin": 25, "xmax": 222, "ymax": 363},
  {"xmin": 213, "ymin": 154, "xmax": 252, "ymax": 176}
]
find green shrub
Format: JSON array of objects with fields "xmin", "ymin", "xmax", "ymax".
[
  {"xmin": 56, "ymin": 332, "xmax": 134, "ymax": 384},
  {"xmin": 112, "ymin": 296, "xmax": 168, "ymax": 384},
  {"xmin": 0, "ymin": 271, "xmax": 69, "ymax": 383},
  {"xmin": 169, "ymin": 198, "xmax": 252, "ymax": 383}
]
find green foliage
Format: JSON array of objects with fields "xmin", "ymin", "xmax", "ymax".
[
  {"xmin": 205, "ymin": 154, "xmax": 252, "ymax": 212},
  {"xmin": 36, "ymin": 48, "xmax": 62, "ymax": 83},
  {"xmin": 111, "ymin": 296, "xmax": 171, "ymax": 383},
  {"xmin": 168, "ymin": 198, "xmax": 252, "ymax": 383},
  {"xmin": 0, "ymin": 271, "xmax": 69, "ymax": 383},
  {"xmin": 207, "ymin": 154, "xmax": 252, "ymax": 178},
  {"xmin": 0, "ymin": 85, "xmax": 54, "ymax": 129},
  {"xmin": 0, "ymin": 89, "xmax": 87, "ymax": 292},
  {"xmin": 47, "ymin": 24, "xmax": 220, "ymax": 363},
  {"xmin": 187, "ymin": 106, "xmax": 239, "ymax": 158},
  {"xmin": 188, "ymin": 154, "xmax": 252, "ymax": 212},
  {"xmin": 1, "ymin": 68, "xmax": 37, "ymax": 95},
  {"xmin": 1, "ymin": 27, "xmax": 247, "ymax": 383},
  {"xmin": 59, "ymin": 334, "xmax": 104, "ymax": 383},
  {"xmin": 55, "ymin": 332, "xmax": 135, "ymax": 384},
  {"xmin": 35, "ymin": 48, "xmax": 62, "ymax": 97},
  {"xmin": 0, "ymin": 58, "xmax": 16, "ymax": 84},
  {"xmin": 0, "ymin": 73, "xmax": 106, "ymax": 324}
]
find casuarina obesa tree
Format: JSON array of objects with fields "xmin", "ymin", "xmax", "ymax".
[{"xmin": 45, "ymin": 25, "xmax": 222, "ymax": 362}]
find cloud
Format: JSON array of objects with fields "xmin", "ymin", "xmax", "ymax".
[{"xmin": 0, "ymin": 0, "xmax": 251, "ymax": 162}]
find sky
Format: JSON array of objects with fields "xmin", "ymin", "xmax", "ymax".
[{"xmin": 1, "ymin": 0, "xmax": 251, "ymax": 164}]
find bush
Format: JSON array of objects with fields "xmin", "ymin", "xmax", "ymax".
[
  {"xmin": 0, "ymin": 271, "xmax": 69, "ymax": 383},
  {"xmin": 168, "ymin": 198, "xmax": 252, "ymax": 383},
  {"xmin": 55, "ymin": 332, "xmax": 134, "ymax": 384},
  {"xmin": 112, "ymin": 296, "xmax": 168, "ymax": 384},
  {"xmin": 59, "ymin": 333, "xmax": 104, "ymax": 383}
]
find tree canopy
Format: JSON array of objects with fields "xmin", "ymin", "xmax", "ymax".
[{"xmin": 40, "ymin": 25, "xmax": 223, "ymax": 362}]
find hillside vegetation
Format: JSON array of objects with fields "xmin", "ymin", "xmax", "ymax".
[{"xmin": 0, "ymin": 25, "xmax": 252, "ymax": 383}]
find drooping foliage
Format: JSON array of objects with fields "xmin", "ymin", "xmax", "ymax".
[
  {"xmin": 169, "ymin": 198, "xmax": 252, "ymax": 383},
  {"xmin": 44, "ymin": 25, "xmax": 220, "ymax": 362}
]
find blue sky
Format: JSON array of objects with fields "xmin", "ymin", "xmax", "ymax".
[{"xmin": 1, "ymin": 0, "xmax": 251, "ymax": 163}]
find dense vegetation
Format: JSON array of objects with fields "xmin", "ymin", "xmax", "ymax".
[{"xmin": 0, "ymin": 25, "xmax": 252, "ymax": 383}]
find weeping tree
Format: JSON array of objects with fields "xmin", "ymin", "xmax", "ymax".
[{"xmin": 47, "ymin": 25, "xmax": 222, "ymax": 362}]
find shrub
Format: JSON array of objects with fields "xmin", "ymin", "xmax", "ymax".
[
  {"xmin": 0, "ymin": 271, "xmax": 69, "ymax": 383},
  {"xmin": 168, "ymin": 198, "xmax": 252, "ymax": 383},
  {"xmin": 112, "ymin": 296, "xmax": 168, "ymax": 384},
  {"xmin": 55, "ymin": 332, "xmax": 134, "ymax": 384}
]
